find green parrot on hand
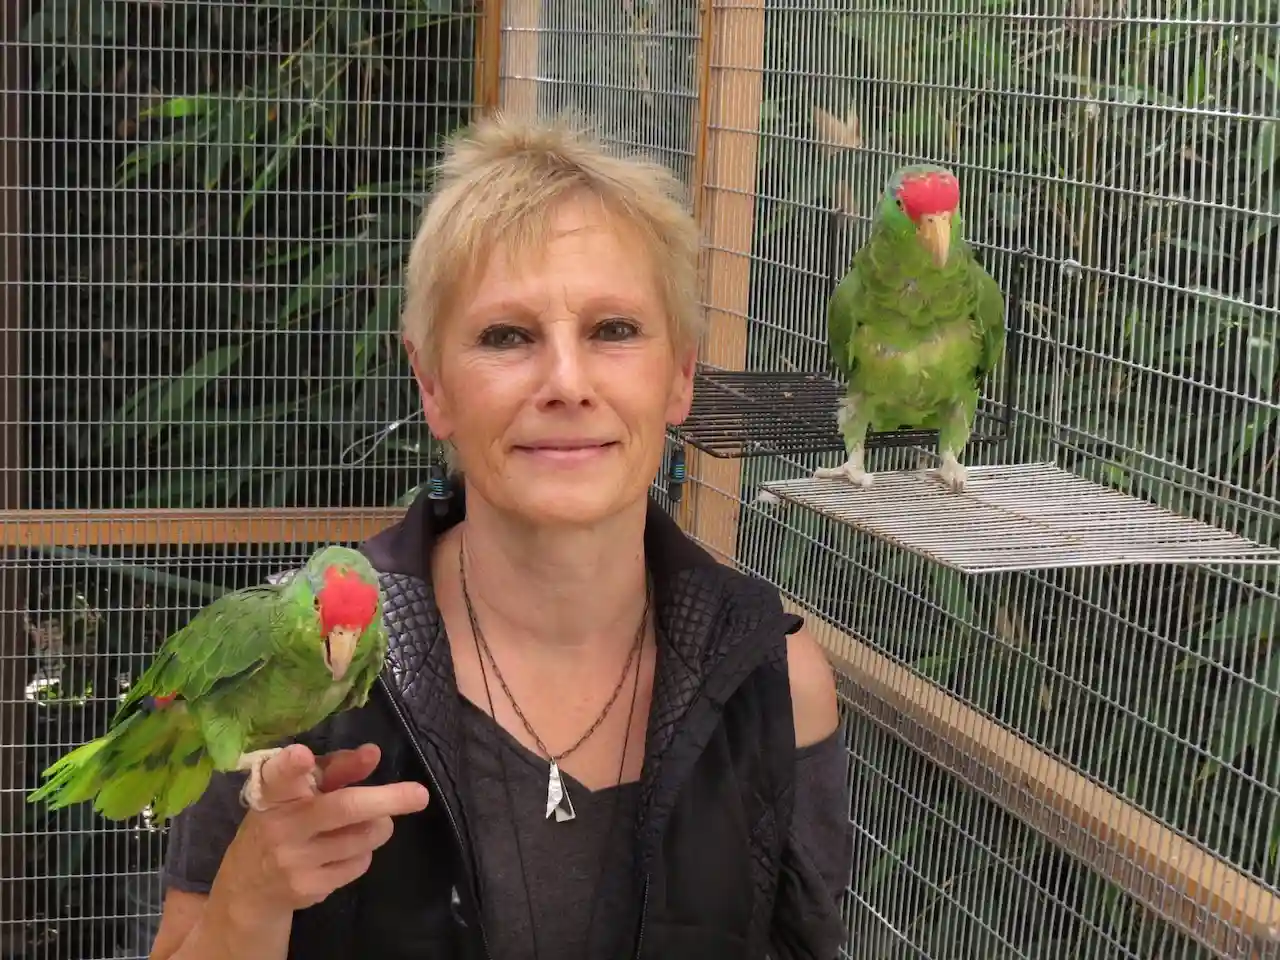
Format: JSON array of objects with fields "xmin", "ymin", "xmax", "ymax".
[
  {"xmin": 28, "ymin": 545, "xmax": 388, "ymax": 822},
  {"xmin": 815, "ymin": 164, "xmax": 1006, "ymax": 493}
]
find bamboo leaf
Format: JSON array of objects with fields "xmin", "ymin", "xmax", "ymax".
[
  {"xmin": 1250, "ymin": 120, "xmax": 1278, "ymax": 187},
  {"xmin": 115, "ymin": 112, "xmax": 222, "ymax": 185},
  {"xmin": 140, "ymin": 96, "xmax": 222, "ymax": 120},
  {"xmin": 862, "ymin": 820, "xmax": 930, "ymax": 896},
  {"xmin": 268, "ymin": 242, "xmax": 398, "ymax": 329},
  {"xmin": 100, "ymin": 344, "xmax": 246, "ymax": 449},
  {"xmin": 352, "ymin": 274, "xmax": 405, "ymax": 373},
  {"xmin": 1195, "ymin": 640, "xmax": 1280, "ymax": 785},
  {"xmin": 203, "ymin": 99, "xmax": 270, "ymax": 189},
  {"xmin": 236, "ymin": 110, "xmax": 316, "ymax": 228}
]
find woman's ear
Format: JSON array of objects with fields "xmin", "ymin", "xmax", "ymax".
[
  {"xmin": 405, "ymin": 336, "xmax": 454, "ymax": 443},
  {"xmin": 665, "ymin": 343, "xmax": 698, "ymax": 426}
]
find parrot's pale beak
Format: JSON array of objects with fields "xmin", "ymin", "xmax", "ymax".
[
  {"xmin": 324, "ymin": 626, "xmax": 359, "ymax": 682},
  {"xmin": 916, "ymin": 213, "xmax": 952, "ymax": 268}
]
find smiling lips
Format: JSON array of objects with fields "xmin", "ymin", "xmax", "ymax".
[{"xmin": 514, "ymin": 439, "xmax": 619, "ymax": 462}]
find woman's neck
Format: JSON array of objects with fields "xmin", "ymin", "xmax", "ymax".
[{"xmin": 443, "ymin": 490, "xmax": 651, "ymax": 654}]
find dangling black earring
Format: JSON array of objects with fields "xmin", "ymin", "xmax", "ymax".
[
  {"xmin": 427, "ymin": 458, "xmax": 453, "ymax": 517},
  {"xmin": 666, "ymin": 445, "xmax": 687, "ymax": 503}
]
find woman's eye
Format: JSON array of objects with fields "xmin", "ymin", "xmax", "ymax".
[
  {"xmin": 596, "ymin": 319, "xmax": 639, "ymax": 341},
  {"xmin": 479, "ymin": 325, "xmax": 530, "ymax": 349}
]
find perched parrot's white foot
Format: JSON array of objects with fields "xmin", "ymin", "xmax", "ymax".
[
  {"xmin": 814, "ymin": 446, "xmax": 873, "ymax": 488},
  {"xmin": 235, "ymin": 747, "xmax": 319, "ymax": 811},
  {"xmin": 933, "ymin": 453, "xmax": 968, "ymax": 493}
]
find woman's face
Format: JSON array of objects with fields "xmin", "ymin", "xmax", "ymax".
[{"xmin": 410, "ymin": 194, "xmax": 696, "ymax": 528}]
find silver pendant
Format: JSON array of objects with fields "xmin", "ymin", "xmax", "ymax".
[{"xmin": 545, "ymin": 759, "xmax": 576, "ymax": 822}]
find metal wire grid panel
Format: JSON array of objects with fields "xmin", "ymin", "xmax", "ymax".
[
  {"xmin": 2, "ymin": 0, "xmax": 479, "ymax": 955},
  {"xmin": 744, "ymin": 504, "xmax": 1280, "ymax": 959},
  {"xmin": 499, "ymin": 0, "xmax": 701, "ymax": 188},
  {"xmin": 729, "ymin": 0, "xmax": 1280, "ymax": 957},
  {"xmin": 837, "ymin": 698, "xmax": 1234, "ymax": 960}
]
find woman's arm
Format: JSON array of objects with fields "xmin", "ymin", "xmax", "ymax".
[
  {"xmin": 769, "ymin": 625, "xmax": 853, "ymax": 960},
  {"xmin": 787, "ymin": 627, "xmax": 841, "ymax": 748},
  {"xmin": 149, "ymin": 886, "xmax": 293, "ymax": 960}
]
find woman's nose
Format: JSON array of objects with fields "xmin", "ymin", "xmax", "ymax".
[{"xmin": 538, "ymin": 326, "xmax": 595, "ymax": 408}]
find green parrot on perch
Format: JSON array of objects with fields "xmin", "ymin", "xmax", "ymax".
[
  {"xmin": 815, "ymin": 164, "xmax": 1007, "ymax": 493},
  {"xmin": 27, "ymin": 545, "xmax": 387, "ymax": 822}
]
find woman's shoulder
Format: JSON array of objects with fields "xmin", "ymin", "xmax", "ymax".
[
  {"xmin": 704, "ymin": 562, "xmax": 839, "ymax": 749},
  {"xmin": 784, "ymin": 624, "xmax": 840, "ymax": 749},
  {"xmin": 665, "ymin": 540, "xmax": 839, "ymax": 746}
]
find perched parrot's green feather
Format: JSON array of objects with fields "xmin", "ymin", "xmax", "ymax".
[
  {"xmin": 27, "ymin": 544, "xmax": 389, "ymax": 823},
  {"xmin": 826, "ymin": 164, "xmax": 1007, "ymax": 458}
]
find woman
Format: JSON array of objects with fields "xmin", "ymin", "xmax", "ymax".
[{"xmin": 148, "ymin": 113, "xmax": 853, "ymax": 960}]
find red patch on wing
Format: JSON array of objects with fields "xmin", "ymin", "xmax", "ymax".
[
  {"xmin": 318, "ymin": 566, "xmax": 379, "ymax": 635},
  {"xmin": 153, "ymin": 693, "xmax": 177, "ymax": 708},
  {"xmin": 895, "ymin": 170, "xmax": 960, "ymax": 221}
]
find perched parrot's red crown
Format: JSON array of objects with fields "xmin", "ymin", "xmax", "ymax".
[
  {"xmin": 318, "ymin": 566, "xmax": 379, "ymax": 636},
  {"xmin": 896, "ymin": 171, "xmax": 960, "ymax": 221}
]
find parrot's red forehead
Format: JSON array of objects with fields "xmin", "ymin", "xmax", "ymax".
[
  {"xmin": 895, "ymin": 171, "xmax": 960, "ymax": 220},
  {"xmin": 317, "ymin": 566, "xmax": 379, "ymax": 635}
]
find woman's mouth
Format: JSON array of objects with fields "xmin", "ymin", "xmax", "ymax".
[{"xmin": 514, "ymin": 441, "xmax": 619, "ymax": 463}]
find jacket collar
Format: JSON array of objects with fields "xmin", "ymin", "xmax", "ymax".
[{"xmin": 361, "ymin": 480, "xmax": 793, "ymax": 877}]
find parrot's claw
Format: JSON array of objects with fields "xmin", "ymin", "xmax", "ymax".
[
  {"xmin": 814, "ymin": 460, "xmax": 874, "ymax": 489},
  {"xmin": 932, "ymin": 455, "xmax": 968, "ymax": 494},
  {"xmin": 235, "ymin": 747, "xmax": 320, "ymax": 812}
]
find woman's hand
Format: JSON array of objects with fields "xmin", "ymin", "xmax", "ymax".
[{"xmin": 212, "ymin": 743, "xmax": 430, "ymax": 921}]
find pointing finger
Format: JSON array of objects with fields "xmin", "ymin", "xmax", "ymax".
[{"xmin": 309, "ymin": 782, "xmax": 430, "ymax": 834}]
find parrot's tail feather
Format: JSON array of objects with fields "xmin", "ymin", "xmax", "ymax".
[
  {"xmin": 26, "ymin": 703, "xmax": 215, "ymax": 823},
  {"xmin": 27, "ymin": 738, "xmax": 112, "ymax": 808}
]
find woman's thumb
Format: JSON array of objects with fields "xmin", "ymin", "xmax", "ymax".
[{"xmin": 255, "ymin": 744, "xmax": 319, "ymax": 805}]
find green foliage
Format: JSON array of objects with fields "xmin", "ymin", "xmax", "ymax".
[{"xmin": 22, "ymin": 0, "xmax": 470, "ymax": 511}]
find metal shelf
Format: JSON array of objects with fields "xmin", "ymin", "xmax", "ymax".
[
  {"xmin": 761, "ymin": 463, "xmax": 1280, "ymax": 574},
  {"xmin": 676, "ymin": 367, "xmax": 1013, "ymax": 459}
]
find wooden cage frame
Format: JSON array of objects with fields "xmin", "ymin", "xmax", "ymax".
[{"xmin": 1, "ymin": 1, "xmax": 1278, "ymax": 956}]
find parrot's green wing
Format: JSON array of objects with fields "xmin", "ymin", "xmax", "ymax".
[
  {"xmin": 114, "ymin": 584, "xmax": 298, "ymax": 723},
  {"xmin": 970, "ymin": 262, "xmax": 1007, "ymax": 383},
  {"xmin": 826, "ymin": 263, "xmax": 865, "ymax": 382}
]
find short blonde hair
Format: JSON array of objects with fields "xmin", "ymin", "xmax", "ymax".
[{"xmin": 400, "ymin": 112, "xmax": 704, "ymax": 368}]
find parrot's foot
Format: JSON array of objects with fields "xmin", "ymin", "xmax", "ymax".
[
  {"xmin": 235, "ymin": 747, "xmax": 319, "ymax": 812},
  {"xmin": 814, "ymin": 449, "xmax": 873, "ymax": 489},
  {"xmin": 932, "ymin": 454, "xmax": 968, "ymax": 494}
]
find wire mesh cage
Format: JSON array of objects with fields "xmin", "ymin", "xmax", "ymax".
[
  {"xmin": 2, "ymin": 0, "xmax": 479, "ymax": 954},
  {"xmin": 2, "ymin": 0, "xmax": 1280, "ymax": 958}
]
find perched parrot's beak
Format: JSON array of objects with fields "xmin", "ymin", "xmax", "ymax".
[
  {"xmin": 324, "ymin": 626, "xmax": 359, "ymax": 682},
  {"xmin": 916, "ymin": 213, "xmax": 952, "ymax": 268}
]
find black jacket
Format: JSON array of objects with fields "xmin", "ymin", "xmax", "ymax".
[{"xmin": 284, "ymin": 486, "xmax": 846, "ymax": 959}]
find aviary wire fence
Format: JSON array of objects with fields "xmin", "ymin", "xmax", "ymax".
[{"xmin": 1, "ymin": 0, "xmax": 1278, "ymax": 959}]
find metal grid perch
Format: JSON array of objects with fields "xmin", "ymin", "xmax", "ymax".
[
  {"xmin": 761, "ymin": 463, "xmax": 1280, "ymax": 574},
  {"xmin": 677, "ymin": 367, "xmax": 1014, "ymax": 458}
]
